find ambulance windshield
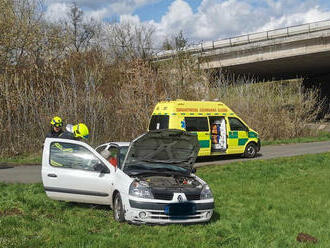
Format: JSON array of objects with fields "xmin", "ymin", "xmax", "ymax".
[{"xmin": 149, "ymin": 115, "xmax": 169, "ymax": 130}]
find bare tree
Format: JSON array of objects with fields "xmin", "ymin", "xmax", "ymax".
[
  {"xmin": 0, "ymin": 0, "xmax": 45, "ymax": 67},
  {"xmin": 174, "ymin": 30, "xmax": 188, "ymax": 50},
  {"xmin": 161, "ymin": 30, "xmax": 188, "ymax": 51},
  {"xmin": 161, "ymin": 38, "xmax": 173, "ymax": 50},
  {"xmin": 66, "ymin": 2, "xmax": 99, "ymax": 52},
  {"xmin": 104, "ymin": 21, "xmax": 155, "ymax": 61}
]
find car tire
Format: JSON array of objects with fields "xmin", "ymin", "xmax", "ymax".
[
  {"xmin": 244, "ymin": 143, "xmax": 257, "ymax": 158},
  {"xmin": 113, "ymin": 193, "xmax": 125, "ymax": 222}
]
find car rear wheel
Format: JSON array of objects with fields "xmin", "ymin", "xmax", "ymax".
[
  {"xmin": 244, "ymin": 143, "xmax": 257, "ymax": 158},
  {"xmin": 113, "ymin": 193, "xmax": 125, "ymax": 222}
]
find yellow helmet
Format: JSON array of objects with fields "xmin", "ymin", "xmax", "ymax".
[
  {"xmin": 72, "ymin": 123, "xmax": 89, "ymax": 139},
  {"xmin": 50, "ymin": 116, "xmax": 63, "ymax": 128}
]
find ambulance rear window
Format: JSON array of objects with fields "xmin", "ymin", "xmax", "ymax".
[{"xmin": 149, "ymin": 115, "xmax": 169, "ymax": 130}]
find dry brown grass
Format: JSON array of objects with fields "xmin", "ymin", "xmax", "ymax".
[
  {"xmin": 0, "ymin": 65, "xmax": 111, "ymax": 155},
  {"xmin": 0, "ymin": 58, "xmax": 322, "ymax": 157},
  {"xmin": 210, "ymin": 79, "xmax": 322, "ymax": 140},
  {"xmin": 0, "ymin": 1, "xmax": 324, "ymax": 157},
  {"xmin": 0, "ymin": 55, "xmax": 208, "ymax": 156}
]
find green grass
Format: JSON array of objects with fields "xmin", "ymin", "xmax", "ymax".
[
  {"xmin": 0, "ymin": 152, "xmax": 41, "ymax": 166},
  {"xmin": 1, "ymin": 153, "xmax": 330, "ymax": 247},
  {"xmin": 261, "ymin": 131, "xmax": 330, "ymax": 146}
]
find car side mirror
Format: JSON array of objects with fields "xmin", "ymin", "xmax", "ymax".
[{"xmin": 94, "ymin": 163, "xmax": 110, "ymax": 174}]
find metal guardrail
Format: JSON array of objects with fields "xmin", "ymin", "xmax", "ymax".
[{"xmin": 155, "ymin": 19, "xmax": 330, "ymax": 58}]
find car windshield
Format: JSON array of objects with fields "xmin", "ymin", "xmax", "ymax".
[{"xmin": 123, "ymin": 162, "xmax": 190, "ymax": 176}]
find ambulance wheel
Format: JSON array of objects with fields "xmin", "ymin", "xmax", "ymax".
[
  {"xmin": 244, "ymin": 143, "xmax": 257, "ymax": 158},
  {"xmin": 113, "ymin": 193, "xmax": 125, "ymax": 222}
]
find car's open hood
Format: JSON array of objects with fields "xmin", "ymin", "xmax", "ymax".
[{"xmin": 123, "ymin": 129, "xmax": 200, "ymax": 171}]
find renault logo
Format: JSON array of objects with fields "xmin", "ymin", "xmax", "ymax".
[{"xmin": 177, "ymin": 195, "xmax": 183, "ymax": 202}]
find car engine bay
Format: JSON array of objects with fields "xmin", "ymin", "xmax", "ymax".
[{"xmin": 134, "ymin": 175, "xmax": 203, "ymax": 200}]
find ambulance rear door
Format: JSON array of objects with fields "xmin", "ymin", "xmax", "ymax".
[{"xmin": 209, "ymin": 116, "xmax": 227, "ymax": 153}]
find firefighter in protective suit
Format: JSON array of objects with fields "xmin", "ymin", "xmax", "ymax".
[
  {"xmin": 59, "ymin": 123, "xmax": 89, "ymax": 140},
  {"xmin": 46, "ymin": 116, "xmax": 64, "ymax": 138},
  {"xmin": 50, "ymin": 123, "xmax": 89, "ymax": 167}
]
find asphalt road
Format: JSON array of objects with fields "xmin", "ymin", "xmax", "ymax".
[{"xmin": 0, "ymin": 141, "xmax": 329, "ymax": 184}]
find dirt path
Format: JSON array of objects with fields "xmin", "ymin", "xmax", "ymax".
[{"xmin": 0, "ymin": 141, "xmax": 329, "ymax": 184}]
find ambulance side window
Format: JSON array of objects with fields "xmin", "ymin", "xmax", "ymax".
[
  {"xmin": 228, "ymin": 117, "xmax": 248, "ymax": 131},
  {"xmin": 185, "ymin": 117, "xmax": 209, "ymax": 131}
]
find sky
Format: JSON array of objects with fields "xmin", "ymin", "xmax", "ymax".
[{"xmin": 44, "ymin": 0, "xmax": 330, "ymax": 45}]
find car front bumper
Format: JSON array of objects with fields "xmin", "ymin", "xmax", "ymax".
[{"xmin": 125, "ymin": 199, "xmax": 214, "ymax": 224}]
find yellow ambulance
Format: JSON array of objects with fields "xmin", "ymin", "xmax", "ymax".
[{"xmin": 149, "ymin": 100, "xmax": 260, "ymax": 158}]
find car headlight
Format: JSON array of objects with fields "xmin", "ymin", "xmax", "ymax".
[
  {"xmin": 200, "ymin": 185, "xmax": 213, "ymax": 200},
  {"xmin": 129, "ymin": 181, "xmax": 154, "ymax": 199}
]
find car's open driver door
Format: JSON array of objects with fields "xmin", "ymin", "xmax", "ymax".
[{"xmin": 42, "ymin": 138, "xmax": 114, "ymax": 205}]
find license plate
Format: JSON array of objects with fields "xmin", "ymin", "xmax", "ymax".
[{"xmin": 164, "ymin": 202, "xmax": 196, "ymax": 216}]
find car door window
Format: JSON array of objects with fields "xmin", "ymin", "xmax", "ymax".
[
  {"xmin": 108, "ymin": 147, "xmax": 119, "ymax": 167},
  {"xmin": 50, "ymin": 142, "xmax": 103, "ymax": 171},
  {"xmin": 228, "ymin": 117, "xmax": 247, "ymax": 131},
  {"xmin": 184, "ymin": 117, "xmax": 209, "ymax": 131},
  {"xmin": 98, "ymin": 146, "xmax": 127, "ymax": 169}
]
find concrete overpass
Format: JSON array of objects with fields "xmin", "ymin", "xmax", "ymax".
[
  {"xmin": 154, "ymin": 20, "xmax": 330, "ymax": 116},
  {"xmin": 155, "ymin": 20, "xmax": 330, "ymax": 79}
]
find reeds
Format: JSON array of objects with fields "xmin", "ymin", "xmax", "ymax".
[{"xmin": 0, "ymin": 58, "xmax": 322, "ymax": 156}]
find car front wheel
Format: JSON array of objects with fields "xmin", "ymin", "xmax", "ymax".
[
  {"xmin": 113, "ymin": 193, "xmax": 125, "ymax": 222},
  {"xmin": 244, "ymin": 143, "xmax": 257, "ymax": 158}
]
